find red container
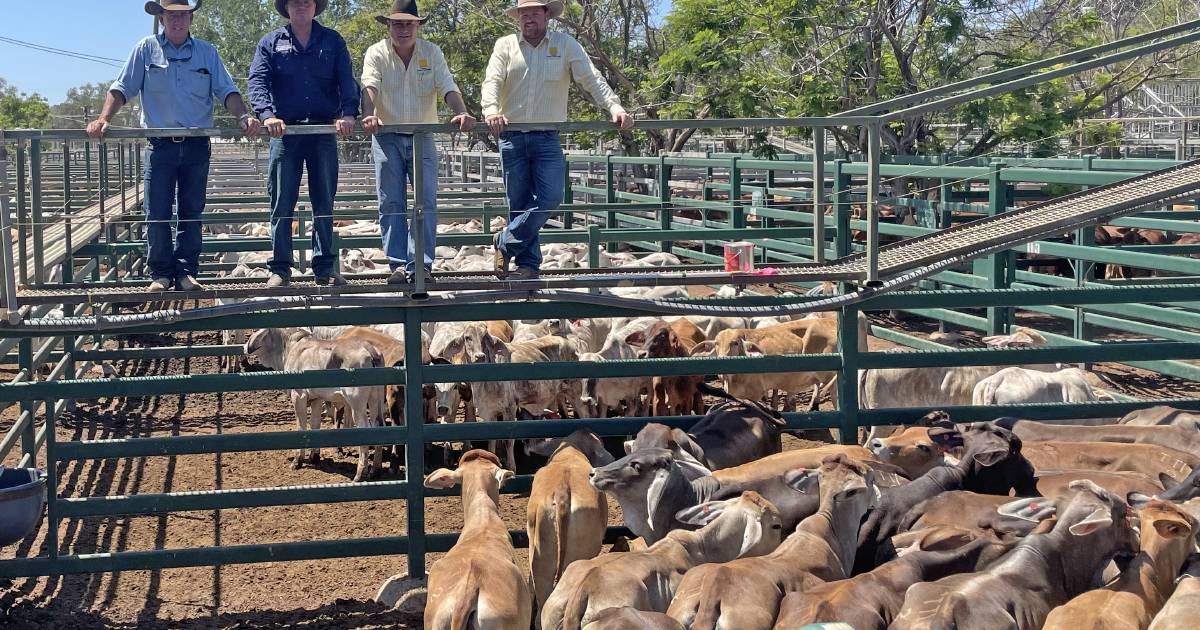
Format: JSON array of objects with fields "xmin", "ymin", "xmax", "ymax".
[{"xmin": 723, "ymin": 241, "xmax": 754, "ymax": 272}]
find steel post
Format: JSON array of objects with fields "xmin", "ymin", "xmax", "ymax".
[
  {"xmin": 403, "ymin": 307, "xmax": 426, "ymax": 578},
  {"xmin": 812, "ymin": 127, "xmax": 826, "ymax": 263},
  {"xmin": 0, "ymin": 156, "xmax": 19, "ymax": 318},
  {"xmin": 865, "ymin": 122, "xmax": 881, "ymax": 286},
  {"xmin": 16, "ymin": 139, "xmax": 28, "ymax": 287},
  {"xmin": 836, "ymin": 305, "xmax": 860, "ymax": 444},
  {"xmin": 1075, "ymin": 154, "xmax": 1097, "ymax": 364},
  {"xmin": 18, "ymin": 338, "xmax": 34, "ymax": 466},
  {"xmin": 730, "ymin": 156, "xmax": 744, "ymax": 229},
  {"xmin": 659, "ymin": 155, "xmax": 672, "ymax": 253},
  {"xmin": 30, "ymin": 139, "xmax": 44, "ymax": 286},
  {"xmin": 605, "ymin": 152, "xmax": 617, "ymax": 252},
  {"xmin": 412, "ymin": 132, "xmax": 430, "ymax": 296}
]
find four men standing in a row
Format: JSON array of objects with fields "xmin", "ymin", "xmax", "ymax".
[{"xmin": 87, "ymin": 0, "xmax": 630, "ymax": 291}]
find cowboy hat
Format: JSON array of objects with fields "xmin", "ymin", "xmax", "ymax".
[
  {"xmin": 375, "ymin": 0, "xmax": 427, "ymax": 25},
  {"xmin": 144, "ymin": 0, "xmax": 202, "ymax": 16},
  {"xmin": 274, "ymin": 0, "xmax": 328, "ymax": 19},
  {"xmin": 506, "ymin": 0, "xmax": 564, "ymax": 20}
]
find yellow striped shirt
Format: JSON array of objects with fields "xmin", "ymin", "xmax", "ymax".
[
  {"xmin": 361, "ymin": 38, "xmax": 459, "ymax": 124},
  {"xmin": 481, "ymin": 31, "xmax": 625, "ymax": 125}
]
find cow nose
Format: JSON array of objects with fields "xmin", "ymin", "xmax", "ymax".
[
  {"xmin": 437, "ymin": 405, "xmax": 450, "ymax": 415},
  {"xmin": 472, "ymin": 353, "xmax": 486, "ymax": 363}
]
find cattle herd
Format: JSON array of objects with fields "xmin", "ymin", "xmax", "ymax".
[{"xmin": 225, "ymin": 222, "xmax": 1200, "ymax": 629}]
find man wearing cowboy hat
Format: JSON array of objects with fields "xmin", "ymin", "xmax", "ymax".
[
  {"xmin": 86, "ymin": 0, "xmax": 259, "ymax": 293},
  {"xmin": 248, "ymin": 0, "xmax": 360, "ymax": 287},
  {"xmin": 361, "ymin": 0, "xmax": 476, "ymax": 285},
  {"xmin": 482, "ymin": 0, "xmax": 633, "ymax": 280}
]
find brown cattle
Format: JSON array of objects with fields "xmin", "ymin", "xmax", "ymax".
[
  {"xmin": 424, "ymin": 450, "xmax": 531, "ymax": 630},
  {"xmin": 626, "ymin": 321, "xmax": 704, "ymax": 416},
  {"xmin": 1044, "ymin": 499, "xmax": 1197, "ymax": 630},
  {"xmin": 526, "ymin": 431, "xmax": 614, "ymax": 616},
  {"xmin": 1149, "ymin": 553, "xmax": 1200, "ymax": 629},
  {"xmin": 1001, "ymin": 419, "xmax": 1200, "ymax": 459},
  {"xmin": 668, "ymin": 318, "xmax": 706, "ymax": 353},
  {"xmin": 665, "ymin": 455, "xmax": 878, "ymax": 630},
  {"xmin": 1022, "ymin": 441, "xmax": 1199, "ymax": 485}
]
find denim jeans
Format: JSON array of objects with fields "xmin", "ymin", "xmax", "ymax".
[
  {"xmin": 143, "ymin": 137, "xmax": 210, "ymax": 281},
  {"xmin": 372, "ymin": 133, "xmax": 438, "ymax": 273},
  {"xmin": 267, "ymin": 134, "xmax": 338, "ymax": 277},
  {"xmin": 496, "ymin": 131, "xmax": 565, "ymax": 269}
]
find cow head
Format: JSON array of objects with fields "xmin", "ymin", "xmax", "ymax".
[
  {"xmin": 674, "ymin": 490, "xmax": 783, "ymax": 559},
  {"xmin": 424, "ymin": 449, "xmax": 512, "ymax": 499},
  {"xmin": 1055, "ymin": 481, "xmax": 1140, "ymax": 567},
  {"xmin": 440, "ymin": 323, "xmax": 509, "ymax": 366},
  {"xmin": 525, "ymin": 429, "xmax": 614, "ymax": 467},
  {"xmin": 962, "ymin": 422, "xmax": 1022, "ymax": 468},
  {"xmin": 625, "ymin": 321, "xmax": 682, "ymax": 359},
  {"xmin": 869, "ymin": 414, "xmax": 962, "ymax": 479},
  {"xmin": 590, "ymin": 447, "xmax": 683, "ymax": 533},
  {"xmin": 242, "ymin": 327, "xmax": 303, "ymax": 371}
]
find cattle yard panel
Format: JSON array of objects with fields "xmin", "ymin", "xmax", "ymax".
[{"xmin": 4, "ymin": 19, "xmax": 1200, "ymax": 580}]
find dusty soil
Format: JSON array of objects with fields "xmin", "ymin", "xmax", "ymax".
[{"xmin": 2, "ymin": 305, "xmax": 1198, "ymax": 628}]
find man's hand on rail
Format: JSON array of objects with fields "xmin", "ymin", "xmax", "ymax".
[
  {"xmin": 264, "ymin": 118, "xmax": 287, "ymax": 138},
  {"xmin": 486, "ymin": 114, "xmax": 508, "ymax": 135},
  {"xmin": 613, "ymin": 111, "xmax": 634, "ymax": 130},
  {"xmin": 85, "ymin": 119, "xmax": 109, "ymax": 140},
  {"xmin": 240, "ymin": 115, "xmax": 262, "ymax": 138},
  {"xmin": 336, "ymin": 116, "xmax": 356, "ymax": 138},
  {"xmin": 451, "ymin": 113, "xmax": 477, "ymax": 133},
  {"xmin": 361, "ymin": 115, "xmax": 383, "ymax": 135}
]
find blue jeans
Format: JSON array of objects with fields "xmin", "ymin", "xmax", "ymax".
[
  {"xmin": 267, "ymin": 134, "xmax": 338, "ymax": 277},
  {"xmin": 372, "ymin": 133, "xmax": 438, "ymax": 272},
  {"xmin": 496, "ymin": 131, "xmax": 565, "ymax": 269},
  {"xmin": 143, "ymin": 137, "xmax": 210, "ymax": 281}
]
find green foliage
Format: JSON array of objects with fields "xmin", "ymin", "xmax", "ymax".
[
  {"xmin": 48, "ymin": 82, "xmax": 140, "ymax": 130},
  {"xmin": 0, "ymin": 78, "xmax": 50, "ymax": 130}
]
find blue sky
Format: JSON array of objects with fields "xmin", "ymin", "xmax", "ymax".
[{"xmin": 0, "ymin": 1, "xmax": 153, "ymax": 102}]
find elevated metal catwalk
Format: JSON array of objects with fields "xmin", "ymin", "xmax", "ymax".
[{"xmin": 14, "ymin": 159, "xmax": 1200, "ymax": 307}]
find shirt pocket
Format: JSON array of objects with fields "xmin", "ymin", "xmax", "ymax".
[
  {"xmin": 181, "ymin": 68, "xmax": 212, "ymax": 101},
  {"xmin": 415, "ymin": 69, "xmax": 435, "ymax": 96},
  {"xmin": 145, "ymin": 64, "xmax": 171, "ymax": 94},
  {"xmin": 543, "ymin": 55, "xmax": 565, "ymax": 82}
]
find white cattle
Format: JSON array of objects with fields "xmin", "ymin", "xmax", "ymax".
[
  {"xmin": 972, "ymin": 367, "xmax": 1107, "ymax": 406},
  {"xmin": 244, "ymin": 328, "xmax": 386, "ymax": 482}
]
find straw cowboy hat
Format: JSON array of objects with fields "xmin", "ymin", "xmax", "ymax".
[
  {"xmin": 144, "ymin": 0, "xmax": 202, "ymax": 16},
  {"xmin": 506, "ymin": 0, "xmax": 564, "ymax": 20},
  {"xmin": 274, "ymin": 0, "xmax": 328, "ymax": 19},
  {"xmin": 375, "ymin": 0, "xmax": 428, "ymax": 25}
]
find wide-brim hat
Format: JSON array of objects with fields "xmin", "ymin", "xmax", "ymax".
[
  {"xmin": 275, "ymin": 0, "xmax": 328, "ymax": 19},
  {"xmin": 375, "ymin": 0, "xmax": 427, "ymax": 25},
  {"xmin": 145, "ymin": 0, "xmax": 202, "ymax": 16},
  {"xmin": 506, "ymin": 0, "xmax": 564, "ymax": 20}
]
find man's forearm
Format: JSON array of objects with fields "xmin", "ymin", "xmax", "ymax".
[
  {"xmin": 97, "ymin": 90, "xmax": 126, "ymax": 122},
  {"xmin": 225, "ymin": 93, "xmax": 251, "ymax": 119},
  {"xmin": 361, "ymin": 86, "xmax": 377, "ymax": 118},
  {"xmin": 445, "ymin": 92, "xmax": 469, "ymax": 116}
]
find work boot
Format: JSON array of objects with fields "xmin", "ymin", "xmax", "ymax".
[
  {"xmin": 387, "ymin": 268, "xmax": 408, "ymax": 284},
  {"xmin": 509, "ymin": 266, "xmax": 540, "ymax": 280},
  {"xmin": 147, "ymin": 277, "xmax": 172, "ymax": 292},
  {"xmin": 315, "ymin": 272, "xmax": 348, "ymax": 286},
  {"xmin": 176, "ymin": 275, "xmax": 205, "ymax": 291},
  {"xmin": 493, "ymin": 232, "xmax": 511, "ymax": 279},
  {"xmin": 266, "ymin": 273, "xmax": 289, "ymax": 288},
  {"xmin": 408, "ymin": 268, "xmax": 436, "ymax": 285}
]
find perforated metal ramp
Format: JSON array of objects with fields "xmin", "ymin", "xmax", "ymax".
[{"xmin": 15, "ymin": 159, "xmax": 1200, "ymax": 306}]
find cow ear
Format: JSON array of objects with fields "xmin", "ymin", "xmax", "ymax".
[
  {"xmin": 738, "ymin": 518, "xmax": 763, "ymax": 558},
  {"xmin": 691, "ymin": 341, "xmax": 716, "ymax": 357},
  {"xmin": 625, "ymin": 330, "xmax": 647, "ymax": 347},
  {"xmin": 743, "ymin": 341, "xmax": 764, "ymax": 358},
  {"xmin": 494, "ymin": 467, "xmax": 515, "ymax": 487},
  {"xmin": 1127, "ymin": 492, "xmax": 1154, "ymax": 509},
  {"xmin": 784, "ymin": 468, "xmax": 819, "ymax": 494},
  {"xmin": 422, "ymin": 383, "xmax": 437, "ymax": 400},
  {"xmin": 525, "ymin": 438, "xmax": 561, "ymax": 457},
  {"xmin": 972, "ymin": 447, "xmax": 1009, "ymax": 468},
  {"xmin": 623, "ymin": 439, "xmax": 635, "ymax": 454},
  {"xmin": 1068, "ymin": 507, "xmax": 1112, "ymax": 536},
  {"xmin": 676, "ymin": 498, "xmax": 733, "ymax": 526},
  {"xmin": 244, "ymin": 328, "xmax": 268, "ymax": 354},
  {"xmin": 1160, "ymin": 473, "xmax": 1181, "ymax": 491},
  {"xmin": 424, "ymin": 468, "xmax": 461, "ymax": 489},
  {"xmin": 440, "ymin": 340, "xmax": 463, "ymax": 362},
  {"xmin": 646, "ymin": 467, "xmax": 671, "ymax": 532},
  {"xmin": 1153, "ymin": 517, "xmax": 1193, "ymax": 540}
]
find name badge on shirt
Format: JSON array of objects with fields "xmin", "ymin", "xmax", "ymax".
[
  {"xmin": 418, "ymin": 58, "xmax": 430, "ymax": 70},
  {"xmin": 275, "ymin": 41, "xmax": 292, "ymax": 53},
  {"xmin": 548, "ymin": 46, "xmax": 560, "ymax": 57}
]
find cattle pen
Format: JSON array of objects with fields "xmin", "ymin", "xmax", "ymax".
[{"xmin": 7, "ymin": 18, "xmax": 1200, "ymax": 628}]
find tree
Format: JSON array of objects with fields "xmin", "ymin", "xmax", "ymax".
[
  {"xmin": 0, "ymin": 78, "xmax": 50, "ymax": 130},
  {"xmin": 48, "ymin": 82, "xmax": 140, "ymax": 130}
]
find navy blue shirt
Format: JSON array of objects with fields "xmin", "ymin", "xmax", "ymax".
[{"xmin": 247, "ymin": 21, "xmax": 359, "ymax": 123}]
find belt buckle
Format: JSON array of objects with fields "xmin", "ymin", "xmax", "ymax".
[{"xmin": 170, "ymin": 136, "xmax": 185, "ymax": 143}]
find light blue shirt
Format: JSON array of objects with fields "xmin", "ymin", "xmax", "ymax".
[{"xmin": 110, "ymin": 33, "xmax": 239, "ymax": 129}]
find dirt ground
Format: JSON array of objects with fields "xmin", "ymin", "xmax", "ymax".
[{"xmin": 3, "ymin": 310, "xmax": 1200, "ymax": 628}]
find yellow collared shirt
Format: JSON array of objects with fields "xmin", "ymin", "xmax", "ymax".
[
  {"xmin": 361, "ymin": 38, "xmax": 459, "ymax": 124},
  {"xmin": 481, "ymin": 31, "xmax": 625, "ymax": 125}
]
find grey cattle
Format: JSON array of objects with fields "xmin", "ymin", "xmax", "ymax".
[
  {"xmin": 998, "ymin": 418, "xmax": 1200, "ymax": 459},
  {"xmin": 244, "ymin": 328, "xmax": 385, "ymax": 482},
  {"xmin": 1120, "ymin": 406, "xmax": 1200, "ymax": 431},
  {"xmin": 890, "ymin": 480, "xmax": 1140, "ymax": 630}
]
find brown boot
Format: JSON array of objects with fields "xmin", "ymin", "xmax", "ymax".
[{"xmin": 493, "ymin": 232, "xmax": 511, "ymax": 279}]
